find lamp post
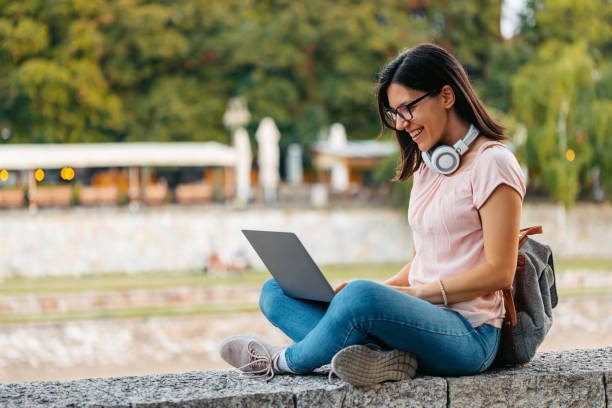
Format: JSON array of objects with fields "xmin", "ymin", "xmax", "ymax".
[{"xmin": 223, "ymin": 97, "xmax": 252, "ymax": 205}]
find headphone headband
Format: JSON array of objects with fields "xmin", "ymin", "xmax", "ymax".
[
  {"xmin": 453, "ymin": 124, "xmax": 479, "ymax": 156},
  {"xmin": 421, "ymin": 124, "xmax": 480, "ymax": 175}
]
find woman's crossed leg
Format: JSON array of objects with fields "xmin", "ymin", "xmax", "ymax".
[{"xmin": 259, "ymin": 278, "xmax": 500, "ymax": 377}]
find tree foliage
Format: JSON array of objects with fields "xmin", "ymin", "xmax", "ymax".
[
  {"xmin": 507, "ymin": 0, "xmax": 611, "ymax": 207},
  {"xmin": 0, "ymin": 0, "xmax": 610, "ymax": 206}
]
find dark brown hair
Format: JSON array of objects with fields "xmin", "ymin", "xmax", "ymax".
[{"xmin": 376, "ymin": 43, "xmax": 507, "ymax": 181}]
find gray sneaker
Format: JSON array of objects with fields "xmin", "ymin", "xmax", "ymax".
[
  {"xmin": 219, "ymin": 335, "xmax": 285, "ymax": 381},
  {"xmin": 330, "ymin": 345, "xmax": 418, "ymax": 387}
]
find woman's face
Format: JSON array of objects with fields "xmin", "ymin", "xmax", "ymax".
[{"xmin": 386, "ymin": 83, "xmax": 449, "ymax": 152}]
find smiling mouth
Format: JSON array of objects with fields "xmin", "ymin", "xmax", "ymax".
[{"xmin": 410, "ymin": 127, "xmax": 424, "ymax": 139}]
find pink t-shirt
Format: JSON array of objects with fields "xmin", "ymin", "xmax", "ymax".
[{"xmin": 407, "ymin": 141, "xmax": 526, "ymax": 328}]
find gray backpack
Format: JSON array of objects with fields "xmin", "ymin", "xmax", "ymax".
[{"xmin": 494, "ymin": 226, "xmax": 558, "ymax": 366}]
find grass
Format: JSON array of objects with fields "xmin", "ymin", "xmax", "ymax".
[
  {"xmin": 554, "ymin": 258, "xmax": 612, "ymax": 272},
  {"xmin": 0, "ymin": 263, "xmax": 403, "ymax": 296},
  {"xmin": 0, "ymin": 260, "xmax": 610, "ymax": 324},
  {"xmin": 1, "ymin": 259, "xmax": 610, "ymax": 296},
  {"xmin": 0, "ymin": 304, "xmax": 260, "ymax": 324},
  {"xmin": 557, "ymin": 287, "xmax": 612, "ymax": 297}
]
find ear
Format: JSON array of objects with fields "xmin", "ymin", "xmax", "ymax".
[{"xmin": 440, "ymin": 85, "xmax": 455, "ymax": 109}]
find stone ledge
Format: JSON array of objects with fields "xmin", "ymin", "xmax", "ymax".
[{"xmin": 1, "ymin": 347, "xmax": 610, "ymax": 407}]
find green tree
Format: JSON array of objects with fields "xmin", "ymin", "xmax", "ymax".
[
  {"xmin": 214, "ymin": 0, "xmax": 433, "ymax": 151},
  {"xmin": 509, "ymin": 0, "xmax": 611, "ymax": 207},
  {"xmin": 0, "ymin": 0, "xmax": 124, "ymax": 143}
]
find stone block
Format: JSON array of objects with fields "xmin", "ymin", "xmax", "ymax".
[
  {"xmin": 0, "ymin": 371, "xmax": 295, "ymax": 408},
  {"xmin": 449, "ymin": 347, "xmax": 612, "ymax": 408},
  {"xmin": 341, "ymin": 376, "xmax": 446, "ymax": 408},
  {"xmin": 275, "ymin": 373, "xmax": 348, "ymax": 407},
  {"xmin": 286, "ymin": 372, "xmax": 446, "ymax": 408},
  {"xmin": 449, "ymin": 371, "xmax": 604, "ymax": 408}
]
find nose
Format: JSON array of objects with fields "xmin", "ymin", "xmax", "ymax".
[{"xmin": 395, "ymin": 115, "xmax": 409, "ymax": 131}]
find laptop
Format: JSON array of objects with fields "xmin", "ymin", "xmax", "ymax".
[{"xmin": 241, "ymin": 230, "xmax": 335, "ymax": 303}]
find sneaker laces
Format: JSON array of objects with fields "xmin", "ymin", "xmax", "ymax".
[
  {"xmin": 328, "ymin": 369, "xmax": 337, "ymax": 384},
  {"xmin": 236, "ymin": 340, "xmax": 279, "ymax": 382}
]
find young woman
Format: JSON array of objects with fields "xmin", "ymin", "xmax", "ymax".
[{"xmin": 219, "ymin": 43, "xmax": 526, "ymax": 386}]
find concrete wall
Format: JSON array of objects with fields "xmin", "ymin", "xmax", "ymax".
[
  {"xmin": 0, "ymin": 203, "xmax": 611, "ymax": 278},
  {"xmin": 1, "ymin": 347, "xmax": 610, "ymax": 407}
]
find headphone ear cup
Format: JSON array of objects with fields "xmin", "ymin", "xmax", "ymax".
[
  {"xmin": 431, "ymin": 145, "xmax": 460, "ymax": 175},
  {"xmin": 421, "ymin": 150, "xmax": 435, "ymax": 172}
]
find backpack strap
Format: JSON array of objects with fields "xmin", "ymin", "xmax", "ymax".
[
  {"xmin": 501, "ymin": 312, "xmax": 522, "ymax": 364},
  {"xmin": 502, "ymin": 279, "xmax": 518, "ymax": 326},
  {"xmin": 518, "ymin": 225, "xmax": 543, "ymax": 248}
]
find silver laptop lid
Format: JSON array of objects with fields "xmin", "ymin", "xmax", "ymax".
[{"xmin": 242, "ymin": 230, "xmax": 335, "ymax": 303}]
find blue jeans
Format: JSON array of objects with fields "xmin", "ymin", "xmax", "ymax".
[{"xmin": 259, "ymin": 278, "xmax": 500, "ymax": 376}]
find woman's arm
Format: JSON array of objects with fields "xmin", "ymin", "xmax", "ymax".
[
  {"xmin": 388, "ymin": 184, "xmax": 521, "ymax": 304},
  {"xmin": 382, "ymin": 247, "xmax": 415, "ymax": 286}
]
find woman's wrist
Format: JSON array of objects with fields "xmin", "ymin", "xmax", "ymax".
[
  {"xmin": 409, "ymin": 282, "xmax": 443, "ymax": 304},
  {"xmin": 438, "ymin": 280, "xmax": 448, "ymax": 305}
]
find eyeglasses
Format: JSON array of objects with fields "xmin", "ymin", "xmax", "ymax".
[{"xmin": 383, "ymin": 89, "xmax": 440, "ymax": 129}]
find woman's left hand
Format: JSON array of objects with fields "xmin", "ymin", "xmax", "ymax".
[{"xmin": 334, "ymin": 281, "xmax": 350, "ymax": 293}]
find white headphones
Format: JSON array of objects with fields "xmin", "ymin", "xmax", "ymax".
[{"xmin": 421, "ymin": 124, "xmax": 480, "ymax": 175}]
